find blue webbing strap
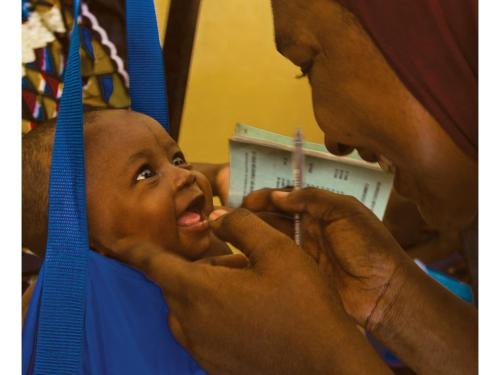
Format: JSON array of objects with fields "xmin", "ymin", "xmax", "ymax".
[
  {"xmin": 126, "ymin": 0, "xmax": 170, "ymax": 130},
  {"xmin": 31, "ymin": 0, "xmax": 168, "ymax": 372},
  {"xmin": 33, "ymin": 0, "xmax": 88, "ymax": 373}
]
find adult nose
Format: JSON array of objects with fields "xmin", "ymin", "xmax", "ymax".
[
  {"xmin": 325, "ymin": 141, "xmax": 355, "ymax": 156},
  {"xmin": 324, "ymin": 134, "xmax": 354, "ymax": 156}
]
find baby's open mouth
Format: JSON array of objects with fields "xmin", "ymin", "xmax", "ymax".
[{"xmin": 177, "ymin": 194, "xmax": 207, "ymax": 228}]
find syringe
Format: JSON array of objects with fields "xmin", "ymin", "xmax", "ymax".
[{"xmin": 293, "ymin": 128, "xmax": 304, "ymax": 246}]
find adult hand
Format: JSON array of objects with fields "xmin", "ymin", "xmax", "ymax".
[
  {"xmin": 243, "ymin": 188, "xmax": 477, "ymax": 375},
  {"xmin": 115, "ymin": 208, "xmax": 391, "ymax": 375},
  {"xmin": 243, "ymin": 187, "xmax": 412, "ymax": 329}
]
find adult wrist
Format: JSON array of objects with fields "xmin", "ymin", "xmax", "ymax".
[
  {"xmin": 304, "ymin": 301, "xmax": 393, "ymax": 374},
  {"xmin": 365, "ymin": 256, "xmax": 478, "ymax": 374},
  {"xmin": 365, "ymin": 257, "xmax": 415, "ymax": 334}
]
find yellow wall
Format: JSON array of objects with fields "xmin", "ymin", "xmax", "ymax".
[
  {"xmin": 154, "ymin": 0, "xmax": 170, "ymax": 42},
  {"xmin": 176, "ymin": 0, "xmax": 323, "ymax": 163}
]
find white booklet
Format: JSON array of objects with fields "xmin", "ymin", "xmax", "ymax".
[{"xmin": 228, "ymin": 123, "xmax": 394, "ymax": 220}]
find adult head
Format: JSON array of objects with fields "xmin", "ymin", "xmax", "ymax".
[{"xmin": 270, "ymin": 0, "xmax": 477, "ymax": 230}]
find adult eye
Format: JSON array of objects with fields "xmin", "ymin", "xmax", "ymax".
[
  {"xmin": 172, "ymin": 152, "xmax": 188, "ymax": 167},
  {"xmin": 136, "ymin": 165, "xmax": 156, "ymax": 181}
]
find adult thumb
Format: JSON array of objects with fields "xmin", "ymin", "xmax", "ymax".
[
  {"xmin": 209, "ymin": 208, "xmax": 293, "ymax": 265},
  {"xmin": 168, "ymin": 313, "xmax": 190, "ymax": 350},
  {"xmin": 196, "ymin": 253, "xmax": 250, "ymax": 269}
]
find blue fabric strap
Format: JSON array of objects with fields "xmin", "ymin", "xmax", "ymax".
[
  {"xmin": 31, "ymin": 0, "xmax": 169, "ymax": 373},
  {"xmin": 33, "ymin": 0, "xmax": 89, "ymax": 373},
  {"xmin": 126, "ymin": 0, "xmax": 170, "ymax": 131}
]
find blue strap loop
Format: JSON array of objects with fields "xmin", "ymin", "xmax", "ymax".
[
  {"xmin": 126, "ymin": 0, "xmax": 170, "ymax": 130},
  {"xmin": 32, "ymin": 0, "xmax": 169, "ymax": 373},
  {"xmin": 33, "ymin": 0, "xmax": 88, "ymax": 373}
]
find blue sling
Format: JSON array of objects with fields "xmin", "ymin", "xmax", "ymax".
[{"xmin": 22, "ymin": 1, "xmax": 206, "ymax": 373}]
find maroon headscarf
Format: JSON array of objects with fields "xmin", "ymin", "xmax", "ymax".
[{"xmin": 336, "ymin": 0, "xmax": 477, "ymax": 159}]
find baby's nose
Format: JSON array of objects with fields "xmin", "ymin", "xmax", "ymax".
[{"xmin": 173, "ymin": 168, "xmax": 196, "ymax": 191}]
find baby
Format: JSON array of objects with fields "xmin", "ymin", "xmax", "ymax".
[
  {"xmin": 22, "ymin": 110, "xmax": 233, "ymax": 373},
  {"xmin": 22, "ymin": 109, "xmax": 230, "ymax": 266}
]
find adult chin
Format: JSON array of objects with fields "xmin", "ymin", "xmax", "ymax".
[
  {"xmin": 416, "ymin": 200, "xmax": 456, "ymax": 231},
  {"xmin": 398, "ymin": 183, "xmax": 475, "ymax": 232},
  {"xmin": 392, "ymin": 169, "xmax": 457, "ymax": 231},
  {"xmin": 420, "ymin": 195, "xmax": 478, "ymax": 232}
]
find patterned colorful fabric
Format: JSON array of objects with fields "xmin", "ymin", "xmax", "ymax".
[
  {"xmin": 22, "ymin": 0, "xmax": 131, "ymax": 283},
  {"xmin": 22, "ymin": 0, "xmax": 130, "ymax": 134}
]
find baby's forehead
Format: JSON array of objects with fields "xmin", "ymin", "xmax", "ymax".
[
  {"xmin": 84, "ymin": 110, "xmax": 178, "ymax": 166},
  {"xmin": 86, "ymin": 110, "xmax": 174, "ymax": 145}
]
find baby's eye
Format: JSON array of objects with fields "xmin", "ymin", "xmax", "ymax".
[
  {"xmin": 172, "ymin": 152, "xmax": 187, "ymax": 167},
  {"xmin": 136, "ymin": 166, "xmax": 156, "ymax": 181}
]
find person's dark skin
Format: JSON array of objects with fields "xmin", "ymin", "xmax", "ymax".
[
  {"xmin": 192, "ymin": 163, "xmax": 230, "ymax": 204},
  {"xmin": 84, "ymin": 110, "xmax": 224, "ymax": 260},
  {"xmin": 22, "ymin": 110, "xmax": 232, "ymax": 322},
  {"xmin": 242, "ymin": 188, "xmax": 477, "ymax": 375},
  {"xmin": 382, "ymin": 189, "xmax": 463, "ymax": 264},
  {"xmin": 269, "ymin": 0, "xmax": 477, "ymax": 231},
  {"xmin": 115, "ymin": 207, "xmax": 393, "ymax": 375},
  {"xmin": 113, "ymin": 0, "xmax": 477, "ymax": 374},
  {"xmin": 22, "ymin": 111, "xmax": 231, "ymax": 260}
]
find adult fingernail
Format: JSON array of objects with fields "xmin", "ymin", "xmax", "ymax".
[
  {"xmin": 272, "ymin": 191, "xmax": 290, "ymax": 199},
  {"xmin": 209, "ymin": 209, "xmax": 229, "ymax": 221}
]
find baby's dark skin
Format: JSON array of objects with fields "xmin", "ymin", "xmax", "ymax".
[
  {"xmin": 111, "ymin": 1, "xmax": 477, "ymax": 374},
  {"xmin": 22, "ymin": 110, "xmax": 231, "ymax": 321},
  {"xmin": 83, "ymin": 110, "xmax": 230, "ymax": 261}
]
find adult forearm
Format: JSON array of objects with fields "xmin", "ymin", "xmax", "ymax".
[
  {"xmin": 369, "ymin": 262, "xmax": 477, "ymax": 375},
  {"xmin": 312, "ymin": 317, "xmax": 393, "ymax": 375},
  {"xmin": 295, "ymin": 298, "xmax": 393, "ymax": 375}
]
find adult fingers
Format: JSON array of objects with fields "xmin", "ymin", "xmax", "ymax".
[
  {"xmin": 113, "ymin": 241, "xmax": 201, "ymax": 300},
  {"xmin": 196, "ymin": 253, "xmax": 250, "ymax": 269},
  {"xmin": 168, "ymin": 313, "xmax": 189, "ymax": 349},
  {"xmin": 242, "ymin": 188, "xmax": 292, "ymax": 213},
  {"xmin": 270, "ymin": 188, "xmax": 369, "ymax": 222},
  {"xmin": 255, "ymin": 211, "xmax": 294, "ymax": 238},
  {"xmin": 209, "ymin": 208, "xmax": 296, "ymax": 265},
  {"xmin": 242, "ymin": 189, "xmax": 295, "ymax": 237},
  {"xmin": 242, "ymin": 188, "xmax": 276, "ymax": 212}
]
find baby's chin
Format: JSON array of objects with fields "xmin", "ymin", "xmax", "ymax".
[{"xmin": 176, "ymin": 226, "xmax": 213, "ymax": 261}]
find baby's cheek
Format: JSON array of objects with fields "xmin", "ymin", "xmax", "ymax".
[{"xmin": 87, "ymin": 210, "xmax": 118, "ymax": 255}]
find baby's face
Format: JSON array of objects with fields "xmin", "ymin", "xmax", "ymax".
[{"xmin": 85, "ymin": 110, "xmax": 214, "ymax": 260}]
